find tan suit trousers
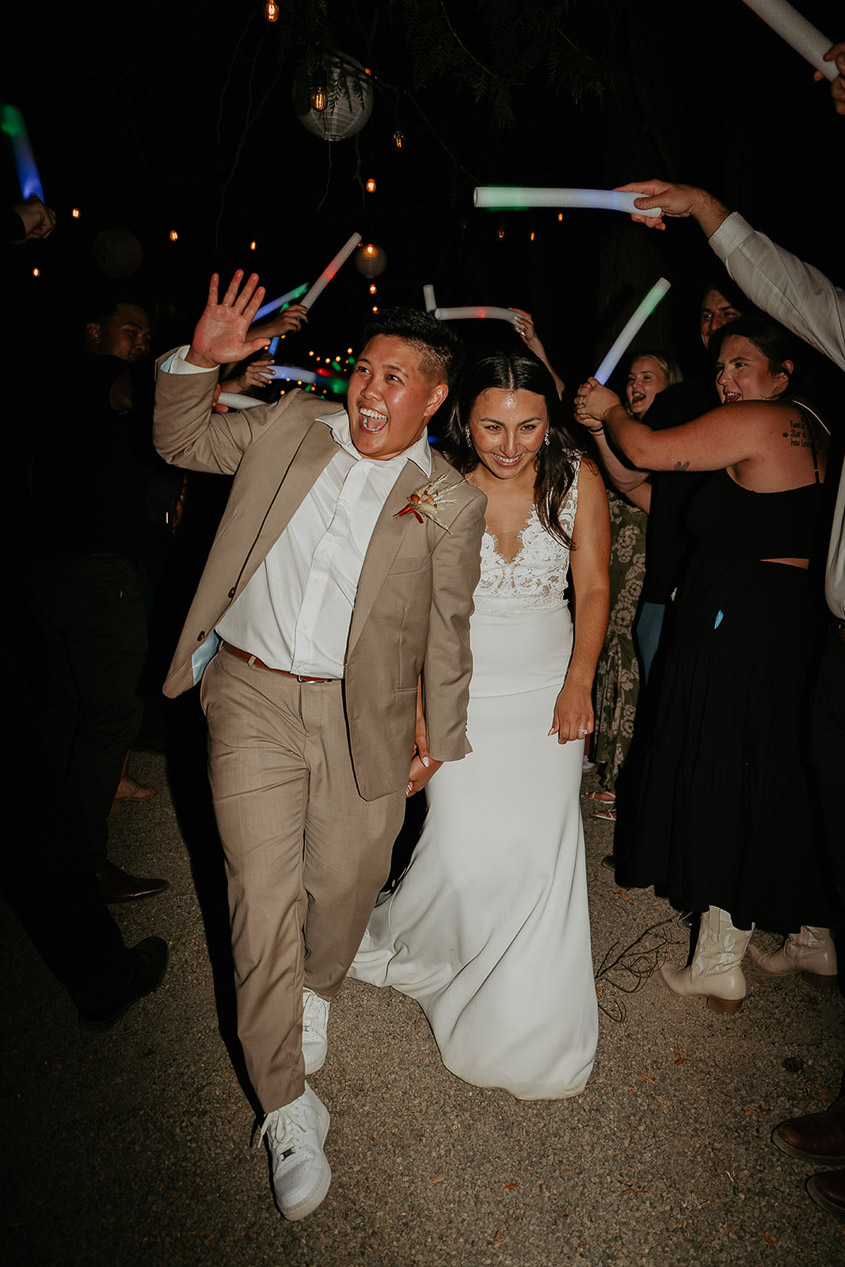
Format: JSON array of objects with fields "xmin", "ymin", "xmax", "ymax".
[{"xmin": 200, "ymin": 649, "xmax": 406, "ymax": 1112}]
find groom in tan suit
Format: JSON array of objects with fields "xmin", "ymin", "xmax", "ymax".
[{"xmin": 154, "ymin": 271, "xmax": 485, "ymax": 1220}]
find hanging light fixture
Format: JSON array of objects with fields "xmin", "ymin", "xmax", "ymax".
[{"xmin": 293, "ymin": 54, "xmax": 374, "ymax": 142}]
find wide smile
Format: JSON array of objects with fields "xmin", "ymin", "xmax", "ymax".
[
  {"xmin": 722, "ymin": 389, "xmax": 741, "ymax": 403},
  {"xmin": 631, "ymin": 389, "xmax": 645, "ymax": 405},
  {"xmin": 358, "ymin": 406, "xmax": 389, "ymax": 433},
  {"xmin": 491, "ymin": 453, "xmax": 523, "ymax": 466}
]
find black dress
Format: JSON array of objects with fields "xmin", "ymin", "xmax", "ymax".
[{"xmin": 620, "ymin": 469, "xmax": 831, "ymax": 932}]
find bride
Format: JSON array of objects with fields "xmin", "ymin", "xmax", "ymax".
[{"xmin": 350, "ymin": 352, "xmax": 610, "ymax": 1099}]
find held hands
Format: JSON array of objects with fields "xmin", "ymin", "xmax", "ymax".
[
  {"xmin": 574, "ymin": 378, "xmax": 622, "ymax": 430},
  {"xmin": 187, "ymin": 271, "xmax": 270, "ymax": 369},
  {"xmin": 549, "ymin": 680, "xmax": 594, "ymax": 745},
  {"xmin": 407, "ymin": 685, "xmax": 442, "ymax": 796}
]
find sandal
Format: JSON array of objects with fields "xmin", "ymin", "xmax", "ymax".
[
  {"xmin": 583, "ymin": 790, "xmax": 615, "ymax": 803},
  {"xmin": 593, "ymin": 807, "xmax": 617, "ymax": 822}
]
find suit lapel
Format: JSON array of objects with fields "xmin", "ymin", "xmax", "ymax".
[{"xmin": 347, "ymin": 459, "xmax": 427, "ymax": 655}]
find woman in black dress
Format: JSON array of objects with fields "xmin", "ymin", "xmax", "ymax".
[{"xmin": 575, "ymin": 316, "xmax": 834, "ymax": 1014}]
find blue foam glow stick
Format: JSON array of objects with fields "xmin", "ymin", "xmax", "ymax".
[{"xmin": 1, "ymin": 102, "xmax": 44, "ymax": 201}]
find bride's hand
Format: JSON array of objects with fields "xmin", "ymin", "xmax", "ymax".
[
  {"xmin": 406, "ymin": 753, "xmax": 443, "ymax": 797},
  {"xmin": 549, "ymin": 680, "xmax": 594, "ymax": 744},
  {"xmin": 574, "ymin": 378, "xmax": 621, "ymax": 429}
]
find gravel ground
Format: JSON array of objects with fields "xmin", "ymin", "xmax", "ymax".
[{"xmin": 3, "ymin": 747, "xmax": 844, "ymax": 1266}]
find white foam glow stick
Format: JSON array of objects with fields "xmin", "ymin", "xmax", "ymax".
[
  {"xmin": 301, "ymin": 232, "xmax": 362, "ymax": 309},
  {"xmin": 741, "ymin": 0, "xmax": 836, "ymax": 79},
  {"xmin": 218, "ymin": 392, "xmax": 263, "ymax": 410},
  {"xmin": 266, "ymin": 365, "xmax": 320, "ymax": 383},
  {"xmin": 434, "ymin": 306, "xmax": 520, "ymax": 325},
  {"xmin": 423, "ymin": 284, "xmax": 437, "ymax": 313},
  {"xmin": 474, "ymin": 187, "xmax": 661, "ymax": 218},
  {"xmin": 254, "ymin": 282, "xmax": 310, "ymax": 321},
  {"xmin": 594, "ymin": 278, "xmax": 672, "ymax": 385}
]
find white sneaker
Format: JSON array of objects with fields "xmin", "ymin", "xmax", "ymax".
[
  {"xmin": 302, "ymin": 988, "xmax": 330, "ymax": 1075},
  {"xmin": 261, "ymin": 1083, "xmax": 331, "ymax": 1220}
]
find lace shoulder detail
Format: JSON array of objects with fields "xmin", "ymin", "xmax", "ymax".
[{"xmin": 474, "ymin": 458, "xmax": 580, "ymax": 615}]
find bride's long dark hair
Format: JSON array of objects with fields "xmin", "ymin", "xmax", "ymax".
[{"xmin": 440, "ymin": 352, "xmax": 581, "ymax": 548}]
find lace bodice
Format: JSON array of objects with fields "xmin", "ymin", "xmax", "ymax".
[{"xmin": 474, "ymin": 460, "xmax": 579, "ymax": 615}]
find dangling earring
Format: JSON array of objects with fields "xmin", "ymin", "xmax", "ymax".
[
  {"xmin": 543, "ymin": 429, "xmax": 550, "ymax": 447},
  {"xmin": 464, "ymin": 425, "xmax": 473, "ymax": 445}
]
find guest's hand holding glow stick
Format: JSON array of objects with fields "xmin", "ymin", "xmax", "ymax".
[
  {"xmin": 254, "ymin": 282, "xmax": 310, "ymax": 321},
  {"xmin": 740, "ymin": 0, "xmax": 836, "ymax": 79},
  {"xmin": 593, "ymin": 278, "xmax": 671, "ymax": 384},
  {"xmin": 474, "ymin": 187, "xmax": 662, "ymax": 218},
  {"xmin": 434, "ymin": 305, "xmax": 520, "ymax": 325},
  {"xmin": 815, "ymin": 42, "xmax": 845, "ymax": 114},
  {"xmin": 301, "ymin": 233, "xmax": 362, "ymax": 309}
]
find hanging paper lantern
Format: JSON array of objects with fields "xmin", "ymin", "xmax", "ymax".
[
  {"xmin": 293, "ymin": 54, "xmax": 374, "ymax": 142},
  {"xmin": 355, "ymin": 242, "xmax": 387, "ymax": 279}
]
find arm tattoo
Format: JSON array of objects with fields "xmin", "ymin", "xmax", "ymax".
[{"xmin": 673, "ymin": 460, "xmax": 691, "ymax": 472}]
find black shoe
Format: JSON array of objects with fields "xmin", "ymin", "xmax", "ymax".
[
  {"xmin": 79, "ymin": 937, "xmax": 169, "ymax": 1029},
  {"xmin": 95, "ymin": 859, "xmax": 169, "ymax": 902}
]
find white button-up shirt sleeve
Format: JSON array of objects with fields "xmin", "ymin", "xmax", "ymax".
[{"xmin": 708, "ymin": 213, "xmax": 845, "ymax": 373}]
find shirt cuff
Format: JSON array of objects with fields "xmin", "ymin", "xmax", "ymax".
[
  {"xmin": 160, "ymin": 345, "xmax": 219, "ymax": 375},
  {"xmin": 708, "ymin": 211, "xmax": 753, "ymax": 263}
]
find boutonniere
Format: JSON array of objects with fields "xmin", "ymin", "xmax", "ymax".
[{"xmin": 394, "ymin": 474, "xmax": 461, "ymax": 531}]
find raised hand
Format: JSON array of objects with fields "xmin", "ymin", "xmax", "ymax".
[
  {"xmin": 187, "ymin": 271, "xmax": 270, "ymax": 369},
  {"xmin": 814, "ymin": 41, "xmax": 845, "ymax": 115}
]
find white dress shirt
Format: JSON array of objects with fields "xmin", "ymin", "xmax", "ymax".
[{"xmin": 162, "ymin": 347, "xmax": 432, "ymax": 675}]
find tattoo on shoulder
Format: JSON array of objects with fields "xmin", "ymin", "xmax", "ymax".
[
  {"xmin": 787, "ymin": 414, "xmax": 813, "ymax": 450},
  {"xmin": 673, "ymin": 460, "xmax": 691, "ymax": 472}
]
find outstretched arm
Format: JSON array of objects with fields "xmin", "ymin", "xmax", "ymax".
[
  {"xmin": 186, "ymin": 271, "xmax": 271, "ymax": 369},
  {"xmin": 510, "ymin": 309, "xmax": 566, "ymax": 398},
  {"xmin": 614, "ymin": 180, "xmax": 731, "ymax": 236},
  {"xmin": 550, "ymin": 461, "xmax": 610, "ymax": 744}
]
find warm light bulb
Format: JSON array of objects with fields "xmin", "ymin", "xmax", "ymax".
[
  {"xmin": 393, "ymin": 131, "xmax": 404, "ymax": 150},
  {"xmin": 371, "ymin": 305, "xmax": 378, "ymax": 313},
  {"xmin": 497, "ymin": 228, "xmax": 505, "ymax": 239},
  {"xmin": 558, "ymin": 213, "xmax": 563, "ymax": 222},
  {"xmin": 32, "ymin": 267, "xmax": 40, "ymax": 277},
  {"xmin": 169, "ymin": 229, "xmax": 178, "ymax": 241},
  {"xmin": 264, "ymin": 0, "xmax": 279, "ymax": 20},
  {"xmin": 365, "ymin": 177, "xmax": 376, "ymax": 193},
  {"xmin": 311, "ymin": 73, "xmax": 327, "ymax": 112},
  {"xmin": 71, "ymin": 207, "xmax": 80, "ymax": 219},
  {"xmin": 249, "ymin": 240, "xmax": 257, "ymax": 250},
  {"xmin": 530, "ymin": 232, "xmax": 535, "ymax": 241},
  {"xmin": 369, "ymin": 284, "xmax": 377, "ymax": 294}
]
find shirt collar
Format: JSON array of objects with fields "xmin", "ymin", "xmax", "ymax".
[{"xmin": 318, "ymin": 409, "xmax": 432, "ymax": 476}]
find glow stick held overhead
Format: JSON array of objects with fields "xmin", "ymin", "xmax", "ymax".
[
  {"xmin": 594, "ymin": 278, "xmax": 672, "ymax": 385},
  {"xmin": 0, "ymin": 102, "xmax": 45, "ymax": 200},
  {"xmin": 740, "ymin": 0, "xmax": 837, "ymax": 80},
  {"xmin": 423, "ymin": 284, "xmax": 437, "ymax": 313},
  {"xmin": 474, "ymin": 187, "xmax": 662, "ymax": 218},
  {"xmin": 301, "ymin": 232, "xmax": 362, "ymax": 309},
  {"xmin": 254, "ymin": 281, "xmax": 310, "ymax": 322},
  {"xmin": 434, "ymin": 306, "xmax": 520, "ymax": 325}
]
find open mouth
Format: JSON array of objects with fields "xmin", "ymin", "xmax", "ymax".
[
  {"xmin": 492, "ymin": 454, "xmax": 522, "ymax": 466},
  {"xmin": 630, "ymin": 390, "xmax": 645, "ymax": 406},
  {"xmin": 722, "ymin": 390, "xmax": 741, "ymax": 403},
  {"xmin": 358, "ymin": 406, "xmax": 388, "ymax": 433}
]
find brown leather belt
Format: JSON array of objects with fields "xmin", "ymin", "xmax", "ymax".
[{"xmin": 222, "ymin": 642, "xmax": 336, "ymax": 683}]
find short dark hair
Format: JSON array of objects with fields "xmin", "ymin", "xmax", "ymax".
[
  {"xmin": 84, "ymin": 295, "xmax": 150, "ymax": 329},
  {"xmin": 710, "ymin": 315, "xmax": 801, "ymax": 398},
  {"xmin": 440, "ymin": 352, "xmax": 581, "ymax": 548},
  {"xmin": 360, "ymin": 307, "xmax": 463, "ymax": 385}
]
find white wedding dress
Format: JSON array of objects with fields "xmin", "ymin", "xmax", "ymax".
[{"xmin": 350, "ymin": 460, "xmax": 597, "ymax": 1099}]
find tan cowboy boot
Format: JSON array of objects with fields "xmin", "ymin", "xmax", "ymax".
[
  {"xmin": 661, "ymin": 906, "xmax": 753, "ymax": 1015},
  {"xmin": 749, "ymin": 926, "xmax": 838, "ymax": 991}
]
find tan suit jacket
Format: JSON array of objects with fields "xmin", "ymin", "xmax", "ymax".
[{"xmin": 153, "ymin": 358, "xmax": 486, "ymax": 800}]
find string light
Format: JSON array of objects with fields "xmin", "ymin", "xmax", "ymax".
[
  {"xmin": 372, "ymin": 305, "xmax": 378, "ymax": 313},
  {"xmin": 264, "ymin": 0, "xmax": 279, "ymax": 20},
  {"xmin": 393, "ymin": 131, "xmax": 404, "ymax": 150},
  {"xmin": 71, "ymin": 208, "xmax": 80, "ymax": 219},
  {"xmin": 32, "ymin": 267, "xmax": 40, "ymax": 277},
  {"xmin": 530, "ymin": 231, "xmax": 535, "ymax": 241},
  {"xmin": 169, "ymin": 230, "xmax": 178, "ymax": 241},
  {"xmin": 311, "ymin": 71, "xmax": 327, "ymax": 113},
  {"xmin": 365, "ymin": 177, "xmax": 376, "ymax": 194},
  {"xmin": 249, "ymin": 240, "xmax": 257, "ymax": 251},
  {"xmin": 369, "ymin": 283, "xmax": 377, "ymax": 294},
  {"xmin": 497, "ymin": 227, "xmax": 505, "ymax": 240}
]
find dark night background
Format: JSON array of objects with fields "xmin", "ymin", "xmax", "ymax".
[{"xmin": 4, "ymin": 0, "xmax": 842, "ymax": 403}]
